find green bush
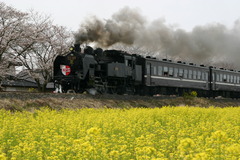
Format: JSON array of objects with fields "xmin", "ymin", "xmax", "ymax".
[
  {"xmin": 183, "ymin": 91, "xmax": 197, "ymax": 99},
  {"xmin": 28, "ymin": 88, "xmax": 38, "ymax": 92},
  {"xmin": 190, "ymin": 91, "xmax": 197, "ymax": 97}
]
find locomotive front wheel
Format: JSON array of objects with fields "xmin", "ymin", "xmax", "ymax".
[{"xmin": 97, "ymin": 86, "xmax": 107, "ymax": 94}]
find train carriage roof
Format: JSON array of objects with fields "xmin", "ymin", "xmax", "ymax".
[{"xmin": 144, "ymin": 57, "xmax": 209, "ymax": 70}]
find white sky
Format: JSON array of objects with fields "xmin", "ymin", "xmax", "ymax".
[{"xmin": 2, "ymin": 0, "xmax": 240, "ymax": 31}]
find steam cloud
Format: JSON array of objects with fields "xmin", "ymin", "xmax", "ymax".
[{"xmin": 75, "ymin": 7, "xmax": 240, "ymax": 68}]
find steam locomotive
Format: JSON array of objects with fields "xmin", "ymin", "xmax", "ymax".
[{"xmin": 53, "ymin": 44, "xmax": 240, "ymax": 98}]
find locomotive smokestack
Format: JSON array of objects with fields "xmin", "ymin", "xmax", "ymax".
[{"xmin": 74, "ymin": 44, "xmax": 81, "ymax": 53}]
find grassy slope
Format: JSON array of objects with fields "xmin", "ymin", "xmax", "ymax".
[{"xmin": 0, "ymin": 92, "xmax": 240, "ymax": 111}]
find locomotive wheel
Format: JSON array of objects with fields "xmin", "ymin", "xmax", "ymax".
[
  {"xmin": 117, "ymin": 87, "xmax": 125, "ymax": 95},
  {"xmin": 109, "ymin": 87, "xmax": 117, "ymax": 94},
  {"xmin": 97, "ymin": 86, "xmax": 107, "ymax": 94}
]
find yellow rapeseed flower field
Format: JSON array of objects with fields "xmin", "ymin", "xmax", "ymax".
[{"xmin": 0, "ymin": 107, "xmax": 240, "ymax": 159}]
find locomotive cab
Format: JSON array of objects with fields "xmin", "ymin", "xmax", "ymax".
[{"xmin": 93, "ymin": 49, "xmax": 143, "ymax": 94}]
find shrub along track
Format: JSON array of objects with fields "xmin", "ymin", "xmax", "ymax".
[{"xmin": 0, "ymin": 92, "xmax": 239, "ymax": 111}]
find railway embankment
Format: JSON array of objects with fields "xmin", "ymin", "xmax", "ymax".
[{"xmin": 0, "ymin": 92, "xmax": 240, "ymax": 112}]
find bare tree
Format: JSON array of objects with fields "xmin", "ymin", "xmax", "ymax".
[
  {"xmin": 15, "ymin": 12, "xmax": 73, "ymax": 91},
  {"xmin": 0, "ymin": 3, "xmax": 73, "ymax": 91},
  {"xmin": 0, "ymin": 2, "xmax": 28, "ymax": 78}
]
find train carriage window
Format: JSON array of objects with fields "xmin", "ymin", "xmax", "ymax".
[
  {"xmin": 230, "ymin": 75, "xmax": 233, "ymax": 83},
  {"xmin": 223, "ymin": 74, "xmax": 227, "ymax": 82},
  {"xmin": 197, "ymin": 71, "xmax": 201, "ymax": 80},
  {"xmin": 202, "ymin": 72, "xmax": 205, "ymax": 80},
  {"xmin": 153, "ymin": 66, "xmax": 157, "ymax": 75},
  {"xmin": 158, "ymin": 66, "xmax": 162, "ymax": 76},
  {"xmin": 220, "ymin": 74, "xmax": 223, "ymax": 82},
  {"xmin": 174, "ymin": 68, "xmax": 178, "ymax": 77},
  {"xmin": 205, "ymin": 72, "xmax": 208, "ymax": 81},
  {"xmin": 234, "ymin": 76, "xmax": 236, "ymax": 83},
  {"xmin": 184, "ymin": 69, "xmax": 188, "ymax": 78},
  {"xmin": 163, "ymin": 66, "xmax": 168, "ymax": 76},
  {"xmin": 179, "ymin": 69, "xmax": 183, "ymax": 78},
  {"xmin": 146, "ymin": 64, "xmax": 150, "ymax": 74},
  {"xmin": 212, "ymin": 73, "xmax": 215, "ymax": 81},
  {"xmin": 227, "ymin": 75, "xmax": 230, "ymax": 83},
  {"xmin": 237, "ymin": 77, "xmax": 240, "ymax": 84},
  {"xmin": 216, "ymin": 74, "xmax": 219, "ymax": 82},
  {"xmin": 188, "ymin": 70, "xmax": 192, "ymax": 79},
  {"xmin": 193, "ymin": 70, "xmax": 197, "ymax": 79},
  {"xmin": 169, "ymin": 67, "xmax": 173, "ymax": 77}
]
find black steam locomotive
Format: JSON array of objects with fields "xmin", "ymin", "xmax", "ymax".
[{"xmin": 53, "ymin": 44, "xmax": 240, "ymax": 98}]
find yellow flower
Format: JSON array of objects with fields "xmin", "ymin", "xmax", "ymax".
[
  {"xmin": 0, "ymin": 153, "xmax": 7, "ymax": 160},
  {"xmin": 0, "ymin": 107, "xmax": 240, "ymax": 159},
  {"xmin": 109, "ymin": 150, "xmax": 120, "ymax": 159},
  {"xmin": 87, "ymin": 127, "xmax": 101, "ymax": 135},
  {"xmin": 193, "ymin": 152, "xmax": 208, "ymax": 160},
  {"xmin": 226, "ymin": 143, "xmax": 240, "ymax": 156}
]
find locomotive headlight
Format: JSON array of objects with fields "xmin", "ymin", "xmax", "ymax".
[{"xmin": 70, "ymin": 47, "xmax": 74, "ymax": 51}]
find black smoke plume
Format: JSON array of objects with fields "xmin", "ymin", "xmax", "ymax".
[
  {"xmin": 75, "ymin": 7, "xmax": 240, "ymax": 68},
  {"xmin": 75, "ymin": 7, "xmax": 145, "ymax": 47}
]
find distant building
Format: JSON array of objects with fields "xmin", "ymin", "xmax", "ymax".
[
  {"xmin": 1, "ymin": 76, "xmax": 38, "ymax": 92},
  {"xmin": 1, "ymin": 70, "xmax": 54, "ymax": 92}
]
